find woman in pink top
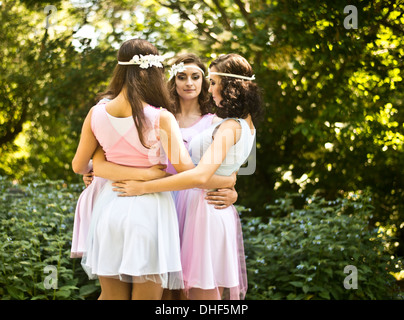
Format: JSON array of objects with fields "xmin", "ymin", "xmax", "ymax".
[
  {"xmin": 70, "ymin": 101, "xmax": 168, "ymax": 259},
  {"xmin": 72, "ymin": 39, "xmax": 235, "ymax": 300}
]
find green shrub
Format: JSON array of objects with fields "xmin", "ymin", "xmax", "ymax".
[
  {"xmin": 1, "ymin": 176, "xmax": 401, "ymax": 300},
  {"xmin": 240, "ymin": 193, "xmax": 402, "ymax": 300},
  {"xmin": 0, "ymin": 176, "xmax": 100, "ymax": 300}
]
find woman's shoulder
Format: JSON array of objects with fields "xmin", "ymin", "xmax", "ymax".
[
  {"xmin": 88, "ymin": 101, "xmax": 107, "ymax": 120},
  {"xmin": 142, "ymin": 104, "xmax": 166, "ymax": 122},
  {"xmin": 158, "ymin": 109, "xmax": 177, "ymax": 129},
  {"xmin": 211, "ymin": 115, "xmax": 241, "ymax": 127},
  {"xmin": 218, "ymin": 117, "xmax": 242, "ymax": 130},
  {"xmin": 90, "ymin": 98, "xmax": 109, "ymax": 113},
  {"xmin": 211, "ymin": 118, "xmax": 242, "ymax": 144},
  {"xmin": 159, "ymin": 108, "xmax": 175, "ymax": 120}
]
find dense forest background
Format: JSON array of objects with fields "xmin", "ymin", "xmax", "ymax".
[{"xmin": 0, "ymin": 0, "xmax": 403, "ymax": 299}]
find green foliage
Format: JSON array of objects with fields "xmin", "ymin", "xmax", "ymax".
[
  {"xmin": 240, "ymin": 193, "xmax": 402, "ymax": 300},
  {"xmin": 1, "ymin": 176, "xmax": 401, "ymax": 300},
  {"xmin": 0, "ymin": 177, "xmax": 100, "ymax": 300}
]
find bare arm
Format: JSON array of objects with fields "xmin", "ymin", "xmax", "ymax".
[
  {"xmin": 158, "ymin": 110, "xmax": 235, "ymax": 188},
  {"xmin": 113, "ymin": 119, "xmax": 241, "ymax": 195},
  {"xmin": 201, "ymin": 172, "xmax": 236, "ymax": 190},
  {"xmin": 191, "ymin": 114, "xmax": 236, "ymax": 189},
  {"xmin": 92, "ymin": 145, "xmax": 169, "ymax": 181},
  {"xmin": 72, "ymin": 107, "xmax": 98, "ymax": 174}
]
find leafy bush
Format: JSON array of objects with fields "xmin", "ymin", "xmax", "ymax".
[
  {"xmin": 1, "ymin": 176, "xmax": 401, "ymax": 300},
  {"xmin": 0, "ymin": 176, "xmax": 100, "ymax": 300},
  {"xmin": 241, "ymin": 193, "xmax": 402, "ymax": 300}
]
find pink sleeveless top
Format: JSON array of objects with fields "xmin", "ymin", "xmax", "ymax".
[{"xmin": 91, "ymin": 102, "xmax": 167, "ymax": 167}]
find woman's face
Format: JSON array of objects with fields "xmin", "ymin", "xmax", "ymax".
[
  {"xmin": 208, "ymin": 66, "xmax": 223, "ymax": 107},
  {"xmin": 175, "ymin": 63, "xmax": 203, "ymax": 101}
]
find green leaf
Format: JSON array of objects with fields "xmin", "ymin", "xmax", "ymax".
[
  {"xmin": 79, "ymin": 284, "xmax": 99, "ymax": 297},
  {"xmin": 6, "ymin": 286, "xmax": 25, "ymax": 300},
  {"xmin": 55, "ymin": 289, "xmax": 71, "ymax": 299},
  {"xmin": 290, "ymin": 281, "xmax": 304, "ymax": 287},
  {"xmin": 318, "ymin": 290, "xmax": 330, "ymax": 300}
]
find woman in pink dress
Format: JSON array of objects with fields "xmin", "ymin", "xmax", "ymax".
[
  {"xmin": 70, "ymin": 98, "xmax": 167, "ymax": 259},
  {"xmin": 113, "ymin": 53, "xmax": 262, "ymax": 300},
  {"xmin": 163, "ymin": 53, "xmax": 239, "ymax": 299}
]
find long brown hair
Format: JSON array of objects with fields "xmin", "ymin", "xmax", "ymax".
[
  {"xmin": 98, "ymin": 39, "xmax": 172, "ymax": 148},
  {"xmin": 167, "ymin": 53, "xmax": 212, "ymax": 116}
]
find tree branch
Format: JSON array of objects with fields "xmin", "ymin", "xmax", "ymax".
[
  {"xmin": 209, "ymin": 0, "xmax": 232, "ymax": 30},
  {"xmin": 158, "ymin": 0, "xmax": 218, "ymax": 42},
  {"xmin": 234, "ymin": 0, "xmax": 257, "ymax": 32}
]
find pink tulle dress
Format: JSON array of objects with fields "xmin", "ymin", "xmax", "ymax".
[
  {"xmin": 70, "ymin": 99, "xmax": 110, "ymax": 259},
  {"xmin": 70, "ymin": 175, "xmax": 107, "ymax": 258},
  {"xmin": 170, "ymin": 115, "xmax": 254, "ymax": 300},
  {"xmin": 80, "ymin": 102, "xmax": 183, "ymax": 289}
]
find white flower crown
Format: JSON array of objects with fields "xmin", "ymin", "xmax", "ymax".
[
  {"xmin": 118, "ymin": 54, "xmax": 165, "ymax": 69},
  {"xmin": 168, "ymin": 62, "xmax": 205, "ymax": 80}
]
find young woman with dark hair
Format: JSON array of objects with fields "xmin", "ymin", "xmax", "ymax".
[{"xmin": 209, "ymin": 53, "xmax": 262, "ymax": 123}]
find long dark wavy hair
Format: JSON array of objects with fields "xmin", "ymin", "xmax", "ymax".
[
  {"xmin": 97, "ymin": 39, "xmax": 172, "ymax": 148},
  {"xmin": 167, "ymin": 53, "xmax": 212, "ymax": 116},
  {"xmin": 209, "ymin": 53, "xmax": 263, "ymax": 124}
]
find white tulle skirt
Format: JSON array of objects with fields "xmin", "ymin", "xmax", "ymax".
[{"xmin": 81, "ymin": 180, "xmax": 183, "ymax": 290}]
